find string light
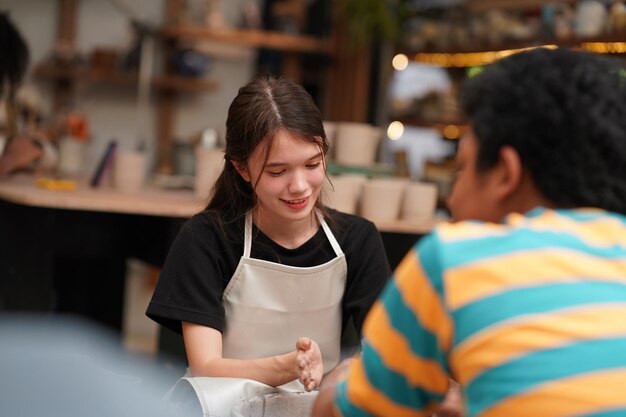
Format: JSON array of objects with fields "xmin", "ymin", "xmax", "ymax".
[
  {"xmin": 443, "ymin": 125, "xmax": 460, "ymax": 140},
  {"xmin": 581, "ymin": 42, "xmax": 626, "ymax": 54},
  {"xmin": 392, "ymin": 54, "xmax": 409, "ymax": 71},
  {"xmin": 412, "ymin": 42, "xmax": 626, "ymax": 67},
  {"xmin": 387, "ymin": 121, "xmax": 404, "ymax": 140},
  {"xmin": 413, "ymin": 45, "xmax": 564, "ymax": 67}
]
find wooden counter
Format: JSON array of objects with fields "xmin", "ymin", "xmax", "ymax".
[
  {"xmin": 0, "ymin": 174, "xmax": 442, "ymax": 234},
  {"xmin": 0, "ymin": 174, "xmax": 205, "ymax": 218}
]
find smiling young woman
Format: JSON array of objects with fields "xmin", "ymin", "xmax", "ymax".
[{"xmin": 146, "ymin": 75, "xmax": 391, "ymax": 417}]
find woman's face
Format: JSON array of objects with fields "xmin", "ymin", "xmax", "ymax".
[{"xmin": 239, "ymin": 129, "xmax": 325, "ymax": 225}]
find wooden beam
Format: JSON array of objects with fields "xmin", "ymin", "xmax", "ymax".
[
  {"xmin": 57, "ymin": 0, "xmax": 78, "ymax": 43},
  {"xmin": 162, "ymin": 26, "xmax": 332, "ymax": 54},
  {"xmin": 326, "ymin": 18, "xmax": 371, "ymax": 122},
  {"xmin": 156, "ymin": 90, "xmax": 176, "ymax": 175},
  {"xmin": 53, "ymin": 0, "xmax": 79, "ymax": 111}
]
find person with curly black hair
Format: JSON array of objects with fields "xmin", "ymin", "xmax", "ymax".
[
  {"xmin": 313, "ymin": 47, "xmax": 626, "ymax": 417},
  {"xmin": 456, "ymin": 47, "xmax": 626, "ymax": 219}
]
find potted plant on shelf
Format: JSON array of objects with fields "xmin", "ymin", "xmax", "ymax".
[{"xmin": 337, "ymin": 0, "xmax": 406, "ymax": 47}]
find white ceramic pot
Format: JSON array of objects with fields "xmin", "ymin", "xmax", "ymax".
[
  {"xmin": 195, "ymin": 147, "xmax": 225, "ymax": 198},
  {"xmin": 360, "ymin": 178, "xmax": 409, "ymax": 222},
  {"xmin": 324, "ymin": 174, "xmax": 367, "ymax": 214},
  {"xmin": 334, "ymin": 122, "xmax": 382, "ymax": 167},
  {"xmin": 401, "ymin": 181, "xmax": 438, "ymax": 222},
  {"xmin": 58, "ymin": 137, "xmax": 86, "ymax": 177},
  {"xmin": 113, "ymin": 150, "xmax": 146, "ymax": 194}
]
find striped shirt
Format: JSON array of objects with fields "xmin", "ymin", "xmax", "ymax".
[{"xmin": 334, "ymin": 207, "xmax": 626, "ymax": 417}]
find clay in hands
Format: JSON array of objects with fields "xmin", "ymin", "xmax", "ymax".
[{"xmin": 295, "ymin": 337, "xmax": 323, "ymax": 392}]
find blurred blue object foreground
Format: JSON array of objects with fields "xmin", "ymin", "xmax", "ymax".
[{"xmin": 0, "ymin": 314, "xmax": 182, "ymax": 417}]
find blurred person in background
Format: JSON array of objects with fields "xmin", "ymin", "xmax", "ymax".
[
  {"xmin": 0, "ymin": 315, "xmax": 182, "ymax": 417},
  {"xmin": 0, "ymin": 11, "xmax": 57, "ymax": 176}
]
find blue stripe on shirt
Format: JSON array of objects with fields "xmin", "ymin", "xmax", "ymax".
[
  {"xmin": 359, "ymin": 340, "xmax": 445, "ymax": 409},
  {"xmin": 415, "ymin": 233, "xmax": 445, "ymax": 299},
  {"xmin": 441, "ymin": 230, "xmax": 626, "ymax": 269},
  {"xmin": 466, "ymin": 337, "xmax": 626, "ymax": 416},
  {"xmin": 582, "ymin": 407, "xmax": 626, "ymax": 417},
  {"xmin": 382, "ymin": 278, "xmax": 448, "ymax": 368},
  {"xmin": 453, "ymin": 281, "xmax": 626, "ymax": 345}
]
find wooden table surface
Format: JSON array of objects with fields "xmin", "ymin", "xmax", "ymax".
[
  {"xmin": 0, "ymin": 174, "xmax": 442, "ymax": 233},
  {"xmin": 0, "ymin": 174, "xmax": 205, "ymax": 218}
]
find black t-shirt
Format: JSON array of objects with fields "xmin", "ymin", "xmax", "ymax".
[{"xmin": 146, "ymin": 208, "xmax": 391, "ymax": 337}]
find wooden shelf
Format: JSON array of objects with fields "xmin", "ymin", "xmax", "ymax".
[
  {"xmin": 327, "ymin": 162, "xmax": 396, "ymax": 178},
  {"xmin": 33, "ymin": 64, "xmax": 218, "ymax": 92},
  {"xmin": 42, "ymin": 0, "xmax": 340, "ymax": 176},
  {"xmin": 162, "ymin": 26, "xmax": 333, "ymax": 55},
  {"xmin": 152, "ymin": 75, "xmax": 218, "ymax": 92}
]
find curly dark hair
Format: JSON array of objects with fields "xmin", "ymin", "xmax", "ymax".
[
  {"xmin": 461, "ymin": 47, "xmax": 626, "ymax": 214},
  {"xmin": 0, "ymin": 12, "xmax": 29, "ymax": 97}
]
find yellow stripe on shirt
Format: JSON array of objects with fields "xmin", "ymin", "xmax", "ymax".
[
  {"xmin": 364, "ymin": 301, "xmax": 450, "ymax": 393},
  {"xmin": 437, "ymin": 221, "xmax": 509, "ymax": 243},
  {"xmin": 512, "ymin": 209, "xmax": 626, "ymax": 248},
  {"xmin": 439, "ymin": 209, "xmax": 626, "ymax": 248},
  {"xmin": 479, "ymin": 367, "xmax": 626, "ymax": 417},
  {"xmin": 450, "ymin": 303, "xmax": 626, "ymax": 385},
  {"xmin": 446, "ymin": 249, "xmax": 626, "ymax": 310}
]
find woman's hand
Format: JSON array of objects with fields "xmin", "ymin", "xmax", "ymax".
[
  {"xmin": 295, "ymin": 337, "xmax": 323, "ymax": 391},
  {"xmin": 0, "ymin": 135, "xmax": 44, "ymax": 175},
  {"xmin": 183, "ymin": 323, "xmax": 324, "ymax": 388}
]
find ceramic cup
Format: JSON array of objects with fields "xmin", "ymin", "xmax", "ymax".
[
  {"xmin": 58, "ymin": 137, "xmax": 86, "ymax": 177},
  {"xmin": 401, "ymin": 181, "xmax": 438, "ymax": 222},
  {"xmin": 334, "ymin": 122, "xmax": 383, "ymax": 167},
  {"xmin": 360, "ymin": 178, "xmax": 409, "ymax": 222},
  {"xmin": 324, "ymin": 174, "xmax": 367, "ymax": 214},
  {"xmin": 195, "ymin": 147, "xmax": 224, "ymax": 198},
  {"xmin": 113, "ymin": 150, "xmax": 146, "ymax": 194}
]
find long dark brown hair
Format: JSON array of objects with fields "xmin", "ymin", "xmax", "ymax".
[{"xmin": 205, "ymin": 74, "xmax": 331, "ymax": 223}]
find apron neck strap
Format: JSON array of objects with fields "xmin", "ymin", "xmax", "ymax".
[
  {"xmin": 315, "ymin": 210, "xmax": 344, "ymax": 256},
  {"xmin": 244, "ymin": 209, "xmax": 344, "ymax": 257},
  {"xmin": 244, "ymin": 212, "xmax": 253, "ymax": 258}
]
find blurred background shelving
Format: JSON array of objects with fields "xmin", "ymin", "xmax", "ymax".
[{"xmin": 385, "ymin": 0, "xmax": 626, "ymax": 203}]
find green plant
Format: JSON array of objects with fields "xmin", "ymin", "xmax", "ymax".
[{"xmin": 338, "ymin": 0, "xmax": 405, "ymax": 47}]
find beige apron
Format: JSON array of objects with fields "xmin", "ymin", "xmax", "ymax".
[{"xmin": 171, "ymin": 210, "xmax": 347, "ymax": 417}]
